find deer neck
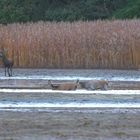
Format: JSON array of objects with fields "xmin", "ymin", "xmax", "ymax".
[{"xmin": 2, "ymin": 54, "xmax": 8, "ymax": 63}]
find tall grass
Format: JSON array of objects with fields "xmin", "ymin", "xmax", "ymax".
[{"xmin": 0, "ymin": 20, "xmax": 140, "ymax": 69}]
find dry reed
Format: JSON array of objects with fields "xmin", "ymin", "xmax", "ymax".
[{"xmin": 0, "ymin": 20, "xmax": 140, "ymax": 69}]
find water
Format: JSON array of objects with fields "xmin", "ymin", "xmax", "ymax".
[
  {"xmin": 0, "ymin": 69, "xmax": 140, "ymax": 81},
  {"xmin": 0, "ymin": 89, "xmax": 140, "ymax": 111},
  {"xmin": 0, "ymin": 102, "xmax": 140, "ymax": 108},
  {"xmin": 0, "ymin": 75, "xmax": 140, "ymax": 81},
  {"xmin": 0, "ymin": 89, "xmax": 140, "ymax": 94}
]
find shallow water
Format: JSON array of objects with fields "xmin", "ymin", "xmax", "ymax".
[
  {"xmin": 0, "ymin": 68, "xmax": 140, "ymax": 81},
  {"xmin": 0, "ymin": 89, "xmax": 140, "ymax": 109}
]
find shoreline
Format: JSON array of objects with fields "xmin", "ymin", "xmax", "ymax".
[
  {"xmin": 0, "ymin": 69, "xmax": 140, "ymax": 139},
  {"xmin": 0, "ymin": 107, "xmax": 140, "ymax": 112},
  {"xmin": 0, "ymin": 108, "xmax": 140, "ymax": 140}
]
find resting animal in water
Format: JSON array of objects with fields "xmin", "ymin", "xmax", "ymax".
[
  {"xmin": 48, "ymin": 80, "xmax": 79, "ymax": 90},
  {"xmin": 79, "ymin": 80, "xmax": 108, "ymax": 90}
]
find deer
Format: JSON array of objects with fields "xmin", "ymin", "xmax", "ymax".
[
  {"xmin": 48, "ymin": 79, "xmax": 79, "ymax": 90},
  {"xmin": 79, "ymin": 80, "xmax": 108, "ymax": 90},
  {"xmin": 0, "ymin": 49, "xmax": 14, "ymax": 77}
]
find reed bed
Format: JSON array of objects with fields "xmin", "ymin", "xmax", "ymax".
[{"xmin": 0, "ymin": 20, "xmax": 140, "ymax": 69}]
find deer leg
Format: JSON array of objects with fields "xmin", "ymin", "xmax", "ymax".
[
  {"xmin": 11, "ymin": 67, "xmax": 12, "ymax": 76},
  {"xmin": 7, "ymin": 68, "xmax": 11, "ymax": 77},
  {"xmin": 5, "ymin": 67, "xmax": 7, "ymax": 76},
  {"xmin": 9, "ymin": 68, "xmax": 12, "ymax": 77},
  {"xmin": 10, "ymin": 67, "xmax": 12, "ymax": 76}
]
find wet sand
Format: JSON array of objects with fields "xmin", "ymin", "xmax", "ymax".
[{"xmin": 0, "ymin": 108, "xmax": 140, "ymax": 140}]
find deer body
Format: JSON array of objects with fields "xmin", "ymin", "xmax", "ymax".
[
  {"xmin": 0, "ymin": 51, "xmax": 14, "ymax": 76},
  {"xmin": 79, "ymin": 80, "xmax": 108, "ymax": 90},
  {"xmin": 48, "ymin": 80, "xmax": 79, "ymax": 90}
]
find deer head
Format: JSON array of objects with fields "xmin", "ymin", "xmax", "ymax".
[{"xmin": 0, "ymin": 48, "xmax": 8, "ymax": 57}]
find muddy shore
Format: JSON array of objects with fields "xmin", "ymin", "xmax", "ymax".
[{"xmin": 0, "ymin": 108, "xmax": 140, "ymax": 140}]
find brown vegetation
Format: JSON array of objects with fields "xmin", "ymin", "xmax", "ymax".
[{"xmin": 0, "ymin": 20, "xmax": 140, "ymax": 69}]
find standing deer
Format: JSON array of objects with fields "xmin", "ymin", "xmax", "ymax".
[{"xmin": 0, "ymin": 50, "xmax": 14, "ymax": 76}]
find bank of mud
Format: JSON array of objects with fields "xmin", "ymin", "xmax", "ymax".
[{"xmin": 0, "ymin": 108, "xmax": 140, "ymax": 140}]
